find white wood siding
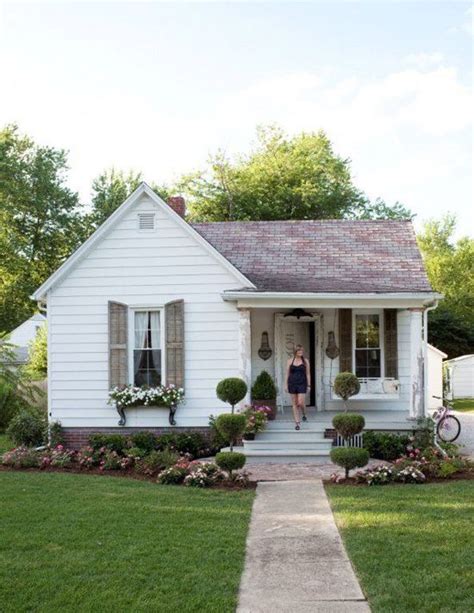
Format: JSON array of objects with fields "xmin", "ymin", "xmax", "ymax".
[{"xmin": 48, "ymin": 194, "xmax": 245, "ymax": 427}]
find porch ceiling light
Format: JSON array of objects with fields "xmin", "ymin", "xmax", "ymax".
[{"xmin": 283, "ymin": 308, "xmax": 313, "ymax": 320}]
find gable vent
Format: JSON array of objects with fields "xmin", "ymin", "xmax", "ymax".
[{"xmin": 138, "ymin": 212, "xmax": 155, "ymax": 231}]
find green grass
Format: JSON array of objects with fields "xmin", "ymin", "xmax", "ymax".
[
  {"xmin": 0, "ymin": 433, "xmax": 12, "ymax": 454},
  {"xmin": 326, "ymin": 482, "xmax": 474, "ymax": 613},
  {"xmin": 0, "ymin": 472, "xmax": 254, "ymax": 612},
  {"xmin": 452, "ymin": 398, "xmax": 474, "ymax": 413}
]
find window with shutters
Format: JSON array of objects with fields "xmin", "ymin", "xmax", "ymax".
[
  {"xmin": 133, "ymin": 310, "xmax": 162, "ymax": 386},
  {"xmin": 353, "ymin": 312, "xmax": 384, "ymax": 379}
]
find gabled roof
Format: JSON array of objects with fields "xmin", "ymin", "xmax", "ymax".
[
  {"xmin": 32, "ymin": 183, "xmax": 254, "ymax": 300},
  {"xmin": 192, "ymin": 219, "xmax": 433, "ymax": 293}
]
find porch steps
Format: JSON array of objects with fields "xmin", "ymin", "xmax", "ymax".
[
  {"xmin": 240, "ymin": 420, "xmax": 333, "ymax": 463},
  {"xmin": 224, "ymin": 447, "xmax": 333, "ymax": 464}
]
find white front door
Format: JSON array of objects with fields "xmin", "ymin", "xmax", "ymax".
[{"xmin": 279, "ymin": 319, "xmax": 311, "ymax": 406}]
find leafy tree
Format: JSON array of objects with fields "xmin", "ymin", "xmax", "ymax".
[
  {"xmin": 86, "ymin": 168, "xmax": 170, "ymax": 231},
  {"xmin": 24, "ymin": 324, "xmax": 47, "ymax": 380},
  {"xmin": 0, "ymin": 125, "xmax": 83, "ymax": 332},
  {"xmin": 177, "ymin": 125, "xmax": 411, "ymax": 222},
  {"xmin": 418, "ymin": 215, "xmax": 474, "ymax": 357}
]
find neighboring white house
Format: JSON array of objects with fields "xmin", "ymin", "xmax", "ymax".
[
  {"xmin": 427, "ymin": 344, "xmax": 448, "ymax": 410},
  {"xmin": 31, "ymin": 183, "xmax": 442, "ymax": 454},
  {"xmin": 6, "ymin": 313, "xmax": 46, "ymax": 365},
  {"xmin": 445, "ymin": 355, "xmax": 474, "ymax": 400}
]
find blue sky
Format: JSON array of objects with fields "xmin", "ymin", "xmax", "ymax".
[{"xmin": 1, "ymin": 1, "xmax": 472, "ymax": 234}]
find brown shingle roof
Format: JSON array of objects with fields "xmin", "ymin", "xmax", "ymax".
[{"xmin": 191, "ymin": 220, "xmax": 433, "ymax": 293}]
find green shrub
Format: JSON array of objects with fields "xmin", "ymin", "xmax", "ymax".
[
  {"xmin": 215, "ymin": 413, "xmax": 246, "ymax": 451},
  {"xmin": 215, "ymin": 451, "xmax": 246, "ymax": 477},
  {"xmin": 216, "ymin": 378, "xmax": 247, "ymax": 413},
  {"xmin": 413, "ymin": 417, "xmax": 435, "ymax": 451},
  {"xmin": 130, "ymin": 431, "xmax": 157, "ymax": 454},
  {"xmin": 330, "ymin": 447, "xmax": 369, "ymax": 478},
  {"xmin": 251, "ymin": 371, "xmax": 277, "ymax": 400},
  {"xmin": 209, "ymin": 414, "xmax": 228, "ymax": 452},
  {"xmin": 363, "ymin": 431, "xmax": 410, "ymax": 461},
  {"xmin": 49, "ymin": 421, "xmax": 65, "ymax": 447},
  {"xmin": 332, "ymin": 413, "xmax": 365, "ymax": 440},
  {"xmin": 333, "ymin": 372, "xmax": 360, "ymax": 409},
  {"xmin": 0, "ymin": 382, "xmax": 29, "ymax": 432},
  {"xmin": 155, "ymin": 431, "xmax": 209, "ymax": 458},
  {"xmin": 436, "ymin": 459, "xmax": 463, "ymax": 479},
  {"xmin": 6, "ymin": 410, "xmax": 46, "ymax": 447},
  {"xmin": 137, "ymin": 449, "xmax": 179, "ymax": 476},
  {"xmin": 89, "ymin": 433, "xmax": 127, "ymax": 454}
]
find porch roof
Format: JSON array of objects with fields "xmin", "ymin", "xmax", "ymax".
[{"xmin": 192, "ymin": 219, "xmax": 433, "ymax": 293}]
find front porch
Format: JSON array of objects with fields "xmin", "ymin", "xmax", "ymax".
[{"xmin": 236, "ymin": 300, "xmax": 427, "ymax": 418}]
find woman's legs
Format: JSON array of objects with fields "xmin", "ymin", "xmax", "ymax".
[
  {"xmin": 297, "ymin": 393, "xmax": 306, "ymax": 421},
  {"xmin": 291, "ymin": 393, "xmax": 300, "ymax": 427}
]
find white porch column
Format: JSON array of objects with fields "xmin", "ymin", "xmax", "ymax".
[
  {"xmin": 409, "ymin": 308, "xmax": 424, "ymax": 419},
  {"xmin": 238, "ymin": 308, "xmax": 251, "ymax": 405}
]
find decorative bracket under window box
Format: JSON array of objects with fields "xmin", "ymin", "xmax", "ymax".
[{"xmin": 116, "ymin": 403, "xmax": 178, "ymax": 427}]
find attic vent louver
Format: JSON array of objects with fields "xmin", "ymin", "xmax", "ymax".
[{"xmin": 138, "ymin": 213, "xmax": 155, "ymax": 231}]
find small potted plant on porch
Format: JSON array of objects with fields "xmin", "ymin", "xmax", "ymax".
[{"xmin": 251, "ymin": 371, "xmax": 277, "ymax": 420}]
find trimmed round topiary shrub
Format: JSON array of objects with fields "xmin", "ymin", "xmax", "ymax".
[
  {"xmin": 333, "ymin": 372, "xmax": 360, "ymax": 410},
  {"xmin": 6, "ymin": 410, "xmax": 46, "ymax": 447},
  {"xmin": 215, "ymin": 413, "xmax": 246, "ymax": 451},
  {"xmin": 332, "ymin": 413, "xmax": 365, "ymax": 441},
  {"xmin": 330, "ymin": 447, "xmax": 369, "ymax": 478},
  {"xmin": 215, "ymin": 451, "xmax": 246, "ymax": 477},
  {"xmin": 216, "ymin": 378, "xmax": 248, "ymax": 413}
]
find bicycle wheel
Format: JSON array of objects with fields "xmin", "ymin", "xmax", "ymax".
[{"xmin": 437, "ymin": 415, "xmax": 461, "ymax": 443}]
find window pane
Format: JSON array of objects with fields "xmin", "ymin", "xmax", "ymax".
[
  {"xmin": 355, "ymin": 314, "xmax": 380, "ymax": 349},
  {"xmin": 355, "ymin": 349, "xmax": 381, "ymax": 378}
]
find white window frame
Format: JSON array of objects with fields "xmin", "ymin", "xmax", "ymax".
[
  {"xmin": 127, "ymin": 306, "xmax": 166, "ymax": 386},
  {"xmin": 352, "ymin": 309, "xmax": 385, "ymax": 381}
]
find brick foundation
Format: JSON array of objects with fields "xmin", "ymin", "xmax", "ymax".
[{"xmin": 62, "ymin": 427, "xmax": 211, "ymax": 449}]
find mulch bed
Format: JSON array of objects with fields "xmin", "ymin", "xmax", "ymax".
[{"xmin": 0, "ymin": 465, "xmax": 257, "ymax": 489}]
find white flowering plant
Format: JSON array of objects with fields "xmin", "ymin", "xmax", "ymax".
[{"xmin": 108, "ymin": 384, "xmax": 184, "ymax": 409}]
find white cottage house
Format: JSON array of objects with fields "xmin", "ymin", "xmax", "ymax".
[{"xmin": 32, "ymin": 183, "xmax": 441, "ymax": 456}]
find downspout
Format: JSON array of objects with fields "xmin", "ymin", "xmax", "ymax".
[
  {"xmin": 423, "ymin": 300, "xmax": 447, "ymax": 456},
  {"xmin": 423, "ymin": 300, "xmax": 439, "ymax": 415}
]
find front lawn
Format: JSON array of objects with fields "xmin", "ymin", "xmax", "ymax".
[
  {"xmin": 326, "ymin": 481, "xmax": 474, "ymax": 613},
  {"xmin": 452, "ymin": 398, "xmax": 474, "ymax": 413},
  {"xmin": 0, "ymin": 472, "xmax": 254, "ymax": 612}
]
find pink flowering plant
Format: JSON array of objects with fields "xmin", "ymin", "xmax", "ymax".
[
  {"xmin": 240, "ymin": 405, "xmax": 269, "ymax": 436},
  {"xmin": 108, "ymin": 384, "xmax": 184, "ymax": 409}
]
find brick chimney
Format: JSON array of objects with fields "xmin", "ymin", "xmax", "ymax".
[{"xmin": 167, "ymin": 196, "xmax": 186, "ymax": 218}]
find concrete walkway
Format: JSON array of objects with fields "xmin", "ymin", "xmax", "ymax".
[{"xmin": 237, "ymin": 480, "xmax": 370, "ymax": 613}]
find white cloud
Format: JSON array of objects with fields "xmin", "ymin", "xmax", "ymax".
[{"xmin": 403, "ymin": 52, "xmax": 445, "ymax": 69}]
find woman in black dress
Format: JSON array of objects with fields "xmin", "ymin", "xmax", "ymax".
[{"xmin": 286, "ymin": 344, "xmax": 311, "ymax": 430}]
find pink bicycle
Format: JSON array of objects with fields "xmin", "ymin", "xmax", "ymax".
[{"xmin": 432, "ymin": 396, "xmax": 461, "ymax": 443}]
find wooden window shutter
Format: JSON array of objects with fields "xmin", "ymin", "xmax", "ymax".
[
  {"xmin": 165, "ymin": 300, "xmax": 184, "ymax": 389},
  {"xmin": 339, "ymin": 309, "xmax": 352, "ymax": 372},
  {"xmin": 108, "ymin": 301, "xmax": 128, "ymax": 389},
  {"xmin": 384, "ymin": 309, "xmax": 398, "ymax": 378}
]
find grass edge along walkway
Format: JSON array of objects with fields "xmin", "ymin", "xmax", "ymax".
[
  {"xmin": 0, "ymin": 471, "xmax": 254, "ymax": 613},
  {"xmin": 326, "ymin": 481, "xmax": 474, "ymax": 613}
]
